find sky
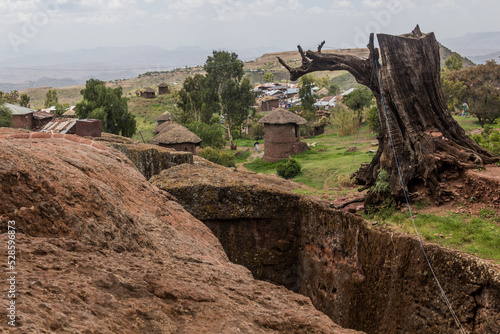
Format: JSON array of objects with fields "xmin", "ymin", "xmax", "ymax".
[{"xmin": 1, "ymin": 0, "xmax": 499, "ymax": 58}]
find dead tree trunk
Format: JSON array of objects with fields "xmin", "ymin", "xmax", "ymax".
[{"xmin": 279, "ymin": 26, "xmax": 499, "ymax": 205}]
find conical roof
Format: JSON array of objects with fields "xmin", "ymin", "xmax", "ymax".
[
  {"xmin": 258, "ymin": 108, "xmax": 307, "ymax": 125},
  {"xmin": 154, "ymin": 111, "xmax": 171, "ymax": 122},
  {"xmin": 152, "ymin": 120, "xmax": 175, "ymax": 134},
  {"xmin": 151, "ymin": 122, "xmax": 202, "ymax": 145}
]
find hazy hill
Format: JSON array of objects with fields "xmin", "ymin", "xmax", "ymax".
[
  {"xmin": 441, "ymin": 32, "xmax": 500, "ymax": 63},
  {"xmin": 0, "ymin": 45, "xmax": 279, "ymax": 92},
  {"xmin": 19, "ymin": 43, "xmax": 470, "ymax": 109}
]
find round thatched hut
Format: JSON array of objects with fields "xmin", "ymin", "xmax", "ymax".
[
  {"xmin": 258, "ymin": 108, "xmax": 308, "ymax": 162},
  {"xmin": 158, "ymin": 83, "xmax": 170, "ymax": 95},
  {"xmin": 154, "ymin": 111, "xmax": 172, "ymax": 126},
  {"xmin": 150, "ymin": 122, "xmax": 202, "ymax": 154}
]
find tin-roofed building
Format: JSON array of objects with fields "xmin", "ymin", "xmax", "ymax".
[
  {"xmin": 39, "ymin": 118, "xmax": 77, "ymax": 134},
  {"xmin": 258, "ymin": 108, "xmax": 309, "ymax": 162},
  {"xmin": 6, "ymin": 103, "xmax": 35, "ymax": 129}
]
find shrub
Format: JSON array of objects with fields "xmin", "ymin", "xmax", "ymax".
[
  {"xmin": 186, "ymin": 121, "xmax": 226, "ymax": 149},
  {"xmin": 331, "ymin": 105, "xmax": 360, "ymax": 136},
  {"xmin": 199, "ymin": 147, "xmax": 235, "ymax": 167},
  {"xmin": 249, "ymin": 123, "xmax": 264, "ymax": 140},
  {"xmin": 276, "ymin": 158, "xmax": 302, "ymax": 179},
  {"xmin": 366, "ymin": 106, "xmax": 379, "ymax": 133},
  {"xmin": 471, "ymin": 125, "xmax": 500, "ymax": 155},
  {"xmin": 0, "ymin": 101, "xmax": 13, "ymax": 127}
]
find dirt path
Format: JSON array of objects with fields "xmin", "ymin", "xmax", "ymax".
[{"xmin": 235, "ymin": 145, "xmax": 265, "ymax": 173}]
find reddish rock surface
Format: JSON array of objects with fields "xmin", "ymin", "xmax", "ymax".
[{"xmin": 0, "ymin": 135, "xmax": 361, "ymax": 333}]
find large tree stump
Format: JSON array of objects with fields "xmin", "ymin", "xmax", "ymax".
[{"xmin": 279, "ymin": 25, "xmax": 499, "ymax": 205}]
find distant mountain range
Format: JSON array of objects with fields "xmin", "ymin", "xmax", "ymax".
[
  {"xmin": 440, "ymin": 32, "xmax": 500, "ymax": 64},
  {"xmin": 0, "ymin": 45, "xmax": 279, "ymax": 92},
  {"xmin": 2, "ymin": 32, "xmax": 499, "ymax": 92}
]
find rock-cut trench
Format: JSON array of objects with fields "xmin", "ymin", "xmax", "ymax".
[{"xmin": 149, "ymin": 161, "xmax": 500, "ymax": 334}]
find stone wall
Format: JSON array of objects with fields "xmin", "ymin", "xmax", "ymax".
[
  {"xmin": 263, "ymin": 123, "xmax": 308, "ymax": 162},
  {"xmin": 12, "ymin": 114, "xmax": 33, "ymax": 129},
  {"xmin": 151, "ymin": 163, "xmax": 500, "ymax": 334},
  {"xmin": 110, "ymin": 143, "xmax": 192, "ymax": 180}
]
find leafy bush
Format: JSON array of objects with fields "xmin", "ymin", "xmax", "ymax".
[
  {"xmin": 366, "ymin": 106, "xmax": 379, "ymax": 133},
  {"xmin": 373, "ymin": 169, "xmax": 390, "ymax": 194},
  {"xmin": 199, "ymin": 147, "xmax": 235, "ymax": 167},
  {"xmin": 249, "ymin": 123, "xmax": 264, "ymax": 140},
  {"xmin": 0, "ymin": 101, "xmax": 13, "ymax": 127},
  {"xmin": 276, "ymin": 158, "xmax": 302, "ymax": 179},
  {"xmin": 331, "ymin": 105, "xmax": 360, "ymax": 136},
  {"xmin": 471, "ymin": 124, "xmax": 500, "ymax": 155},
  {"xmin": 186, "ymin": 121, "xmax": 226, "ymax": 149}
]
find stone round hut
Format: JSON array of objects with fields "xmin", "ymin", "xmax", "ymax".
[
  {"xmin": 258, "ymin": 108, "xmax": 308, "ymax": 162},
  {"xmin": 151, "ymin": 122, "xmax": 202, "ymax": 154}
]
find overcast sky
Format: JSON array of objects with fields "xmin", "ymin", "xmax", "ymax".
[{"xmin": 1, "ymin": 0, "xmax": 499, "ymax": 58}]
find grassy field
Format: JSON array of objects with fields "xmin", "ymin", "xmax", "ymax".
[
  {"xmin": 240, "ymin": 121, "xmax": 500, "ymax": 263},
  {"xmin": 244, "ymin": 125, "xmax": 375, "ymax": 195},
  {"xmin": 128, "ymin": 94, "xmax": 177, "ymax": 143},
  {"xmin": 365, "ymin": 207, "xmax": 500, "ymax": 261}
]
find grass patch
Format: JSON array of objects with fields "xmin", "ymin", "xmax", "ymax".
[
  {"xmin": 234, "ymin": 150, "xmax": 251, "ymax": 163},
  {"xmin": 243, "ymin": 125, "xmax": 374, "ymax": 190},
  {"xmin": 234, "ymin": 138, "xmax": 258, "ymax": 148},
  {"xmin": 367, "ymin": 211, "xmax": 500, "ymax": 262}
]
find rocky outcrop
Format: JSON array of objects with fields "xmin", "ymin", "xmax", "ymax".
[
  {"xmin": 109, "ymin": 143, "xmax": 192, "ymax": 180},
  {"xmin": 151, "ymin": 161, "xmax": 500, "ymax": 334},
  {"xmin": 0, "ymin": 135, "xmax": 360, "ymax": 333}
]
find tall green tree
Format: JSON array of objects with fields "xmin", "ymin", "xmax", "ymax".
[
  {"xmin": 44, "ymin": 89, "xmax": 58, "ymax": 107},
  {"xmin": 443, "ymin": 60, "xmax": 500, "ymax": 126},
  {"xmin": 329, "ymin": 82, "xmax": 340, "ymax": 96},
  {"xmin": 176, "ymin": 74, "xmax": 212, "ymax": 124},
  {"xmin": 76, "ymin": 79, "xmax": 137, "ymax": 137},
  {"xmin": 298, "ymin": 74, "xmax": 317, "ymax": 113},
  {"xmin": 342, "ymin": 86, "xmax": 374, "ymax": 124},
  {"xmin": 220, "ymin": 76, "xmax": 255, "ymax": 148},
  {"xmin": 19, "ymin": 93, "xmax": 30, "ymax": 108},
  {"xmin": 203, "ymin": 51, "xmax": 254, "ymax": 148},
  {"xmin": 263, "ymin": 72, "xmax": 274, "ymax": 83},
  {"xmin": 444, "ymin": 53, "xmax": 463, "ymax": 71},
  {"xmin": 0, "ymin": 99, "xmax": 13, "ymax": 127},
  {"xmin": 4, "ymin": 90, "xmax": 19, "ymax": 104}
]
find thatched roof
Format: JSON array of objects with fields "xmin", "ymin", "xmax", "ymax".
[
  {"xmin": 258, "ymin": 108, "xmax": 307, "ymax": 125},
  {"xmin": 260, "ymin": 95, "xmax": 279, "ymax": 102},
  {"xmin": 317, "ymin": 87, "xmax": 329, "ymax": 96},
  {"xmin": 142, "ymin": 87, "xmax": 155, "ymax": 93},
  {"xmin": 151, "ymin": 123, "xmax": 202, "ymax": 145},
  {"xmin": 152, "ymin": 120, "xmax": 175, "ymax": 134},
  {"xmin": 154, "ymin": 111, "xmax": 171, "ymax": 122},
  {"xmin": 158, "ymin": 82, "xmax": 169, "ymax": 88}
]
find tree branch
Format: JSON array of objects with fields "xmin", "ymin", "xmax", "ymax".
[{"xmin": 277, "ymin": 34, "xmax": 380, "ymax": 89}]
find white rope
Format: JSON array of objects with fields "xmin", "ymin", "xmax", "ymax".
[{"xmin": 374, "ymin": 59, "xmax": 467, "ymax": 334}]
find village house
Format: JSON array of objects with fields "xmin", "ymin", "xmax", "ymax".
[
  {"xmin": 32, "ymin": 110, "xmax": 56, "ymax": 130},
  {"xmin": 6, "ymin": 103, "xmax": 35, "ymax": 129},
  {"xmin": 63, "ymin": 106, "xmax": 77, "ymax": 118},
  {"xmin": 39, "ymin": 118, "xmax": 77, "ymax": 134},
  {"xmin": 158, "ymin": 83, "xmax": 170, "ymax": 95},
  {"xmin": 150, "ymin": 122, "xmax": 202, "ymax": 154},
  {"xmin": 140, "ymin": 87, "xmax": 156, "ymax": 99},
  {"xmin": 154, "ymin": 111, "xmax": 172, "ymax": 126},
  {"xmin": 258, "ymin": 95, "xmax": 280, "ymax": 111},
  {"xmin": 258, "ymin": 108, "xmax": 309, "ymax": 162}
]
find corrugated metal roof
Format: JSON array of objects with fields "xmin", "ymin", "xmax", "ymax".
[
  {"xmin": 39, "ymin": 118, "xmax": 77, "ymax": 134},
  {"xmin": 5, "ymin": 103, "xmax": 35, "ymax": 115},
  {"xmin": 33, "ymin": 111, "xmax": 55, "ymax": 120}
]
